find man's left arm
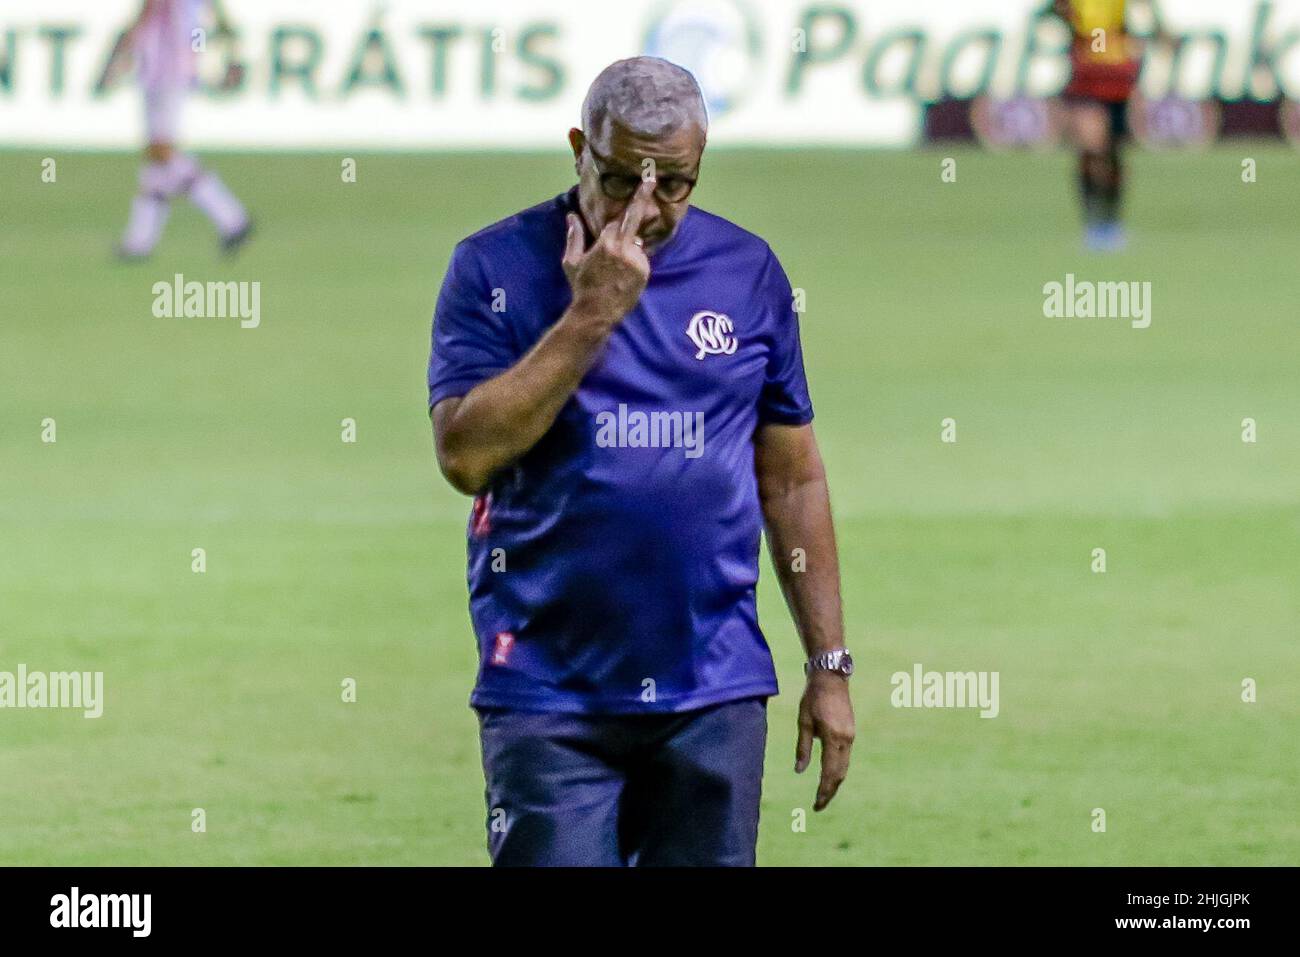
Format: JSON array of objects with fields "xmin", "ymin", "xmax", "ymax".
[{"xmin": 755, "ymin": 421, "xmax": 855, "ymax": 811}]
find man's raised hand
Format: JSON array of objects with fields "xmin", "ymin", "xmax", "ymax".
[{"xmin": 561, "ymin": 179, "xmax": 655, "ymax": 324}]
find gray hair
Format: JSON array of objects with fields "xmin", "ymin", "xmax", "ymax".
[{"xmin": 581, "ymin": 57, "xmax": 708, "ymax": 144}]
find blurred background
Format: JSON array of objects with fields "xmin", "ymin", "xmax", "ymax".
[
  {"xmin": 2, "ymin": 0, "xmax": 1297, "ymax": 865},
  {"xmin": 9, "ymin": 0, "xmax": 1300, "ymax": 150}
]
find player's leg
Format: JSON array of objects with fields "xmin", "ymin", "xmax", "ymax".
[
  {"xmin": 184, "ymin": 155, "xmax": 253, "ymax": 253},
  {"xmin": 625, "ymin": 696, "xmax": 768, "ymax": 867},
  {"xmin": 1067, "ymin": 100, "xmax": 1110, "ymax": 221},
  {"xmin": 118, "ymin": 85, "xmax": 186, "ymax": 259},
  {"xmin": 1096, "ymin": 101, "xmax": 1128, "ymax": 242},
  {"xmin": 1068, "ymin": 98, "xmax": 1126, "ymax": 250},
  {"xmin": 476, "ymin": 707, "xmax": 626, "ymax": 866},
  {"xmin": 118, "ymin": 159, "xmax": 174, "ymax": 259}
]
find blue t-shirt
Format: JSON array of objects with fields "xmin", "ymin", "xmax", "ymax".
[{"xmin": 428, "ymin": 186, "xmax": 813, "ymax": 714}]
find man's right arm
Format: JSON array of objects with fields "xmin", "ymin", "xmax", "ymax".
[
  {"xmin": 431, "ymin": 183, "xmax": 656, "ymax": 496},
  {"xmin": 432, "ymin": 300, "xmax": 617, "ymax": 495}
]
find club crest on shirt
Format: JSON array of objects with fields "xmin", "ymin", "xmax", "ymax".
[
  {"xmin": 686, "ymin": 310, "xmax": 738, "ymax": 360},
  {"xmin": 490, "ymin": 631, "xmax": 515, "ymax": 666}
]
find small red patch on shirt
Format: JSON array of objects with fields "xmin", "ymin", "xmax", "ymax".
[
  {"xmin": 471, "ymin": 493, "xmax": 492, "ymax": 537},
  {"xmin": 490, "ymin": 631, "xmax": 515, "ymax": 666}
]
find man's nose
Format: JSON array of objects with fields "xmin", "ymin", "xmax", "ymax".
[
  {"xmin": 640, "ymin": 202, "xmax": 664, "ymax": 233},
  {"xmin": 630, "ymin": 181, "xmax": 662, "ymax": 230}
]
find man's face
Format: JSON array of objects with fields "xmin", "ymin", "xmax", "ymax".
[{"xmin": 568, "ymin": 120, "xmax": 705, "ymax": 254}]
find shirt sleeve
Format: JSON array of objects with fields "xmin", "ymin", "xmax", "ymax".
[
  {"xmin": 756, "ymin": 246, "xmax": 815, "ymax": 426},
  {"xmin": 427, "ymin": 240, "xmax": 519, "ymax": 409}
]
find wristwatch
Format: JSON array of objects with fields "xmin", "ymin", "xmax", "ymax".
[{"xmin": 805, "ymin": 648, "xmax": 854, "ymax": 677}]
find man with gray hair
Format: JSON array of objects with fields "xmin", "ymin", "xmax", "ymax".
[{"xmin": 428, "ymin": 57, "xmax": 854, "ymax": 866}]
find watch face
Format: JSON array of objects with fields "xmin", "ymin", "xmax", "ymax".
[{"xmin": 839, "ymin": 654, "xmax": 854, "ymax": 676}]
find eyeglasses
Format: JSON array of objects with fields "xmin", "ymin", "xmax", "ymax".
[{"xmin": 584, "ymin": 136, "xmax": 698, "ymax": 204}]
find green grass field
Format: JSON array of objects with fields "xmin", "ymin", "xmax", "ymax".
[{"xmin": 2, "ymin": 145, "xmax": 1297, "ymax": 865}]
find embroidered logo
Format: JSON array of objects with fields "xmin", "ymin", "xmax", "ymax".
[
  {"xmin": 471, "ymin": 493, "xmax": 492, "ymax": 537},
  {"xmin": 490, "ymin": 631, "xmax": 515, "ymax": 666},
  {"xmin": 685, "ymin": 310, "xmax": 738, "ymax": 360}
]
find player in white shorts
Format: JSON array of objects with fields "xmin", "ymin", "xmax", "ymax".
[{"xmin": 116, "ymin": 0, "xmax": 252, "ymax": 259}]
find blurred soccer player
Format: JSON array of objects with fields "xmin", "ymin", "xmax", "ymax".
[
  {"xmin": 114, "ymin": 0, "xmax": 251, "ymax": 259},
  {"xmin": 428, "ymin": 58, "xmax": 855, "ymax": 866},
  {"xmin": 1050, "ymin": 0, "xmax": 1177, "ymax": 251}
]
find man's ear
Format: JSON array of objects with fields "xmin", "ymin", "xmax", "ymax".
[{"xmin": 567, "ymin": 128, "xmax": 585, "ymax": 168}]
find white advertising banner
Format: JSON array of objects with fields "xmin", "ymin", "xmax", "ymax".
[{"xmin": 1, "ymin": 0, "xmax": 1298, "ymax": 149}]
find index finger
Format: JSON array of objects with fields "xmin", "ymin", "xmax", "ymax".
[
  {"xmin": 618, "ymin": 178, "xmax": 657, "ymax": 242},
  {"xmin": 562, "ymin": 213, "xmax": 585, "ymax": 266}
]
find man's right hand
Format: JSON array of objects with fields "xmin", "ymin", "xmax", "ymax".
[
  {"xmin": 432, "ymin": 179, "xmax": 659, "ymax": 496},
  {"xmin": 561, "ymin": 179, "xmax": 655, "ymax": 326}
]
